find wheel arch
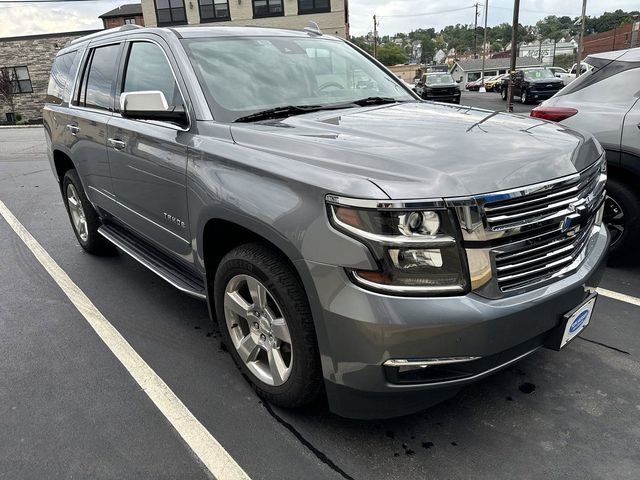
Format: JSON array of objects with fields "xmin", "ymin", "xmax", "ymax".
[{"xmin": 53, "ymin": 149, "xmax": 76, "ymax": 185}]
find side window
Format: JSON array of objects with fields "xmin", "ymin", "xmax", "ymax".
[
  {"xmin": 79, "ymin": 44, "xmax": 121, "ymax": 111},
  {"xmin": 47, "ymin": 51, "xmax": 78, "ymax": 105},
  {"xmin": 570, "ymin": 68, "xmax": 640, "ymax": 106},
  {"xmin": 122, "ymin": 42, "xmax": 183, "ymax": 110}
]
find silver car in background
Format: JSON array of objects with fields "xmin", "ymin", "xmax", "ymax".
[{"xmin": 532, "ymin": 47, "xmax": 640, "ymax": 261}]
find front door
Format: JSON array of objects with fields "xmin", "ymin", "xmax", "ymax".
[{"xmin": 106, "ymin": 38, "xmax": 193, "ymax": 260}]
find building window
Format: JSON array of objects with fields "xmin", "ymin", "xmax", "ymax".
[
  {"xmin": 2, "ymin": 66, "xmax": 33, "ymax": 94},
  {"xmin": 298, "ymin": 0, "xmax": 330, "ymax": 14},
  {"xmin": 199, "ymin": 0, "xmax": 230, "ymax": 22},
  {"xmin": 252, "ymin": 0, "xmax": 283, "ymax": 18},
  {"xmin": 155, "ymin": 0, "xmax": 187, "ymax": 26},
  {"xmin": 124, "ymin": 17, "xmax": 136, "ymax": 24}
]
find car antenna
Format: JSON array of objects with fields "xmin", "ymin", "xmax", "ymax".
[{"xmin": 304, "ymin": 21, "xmax": 323, "ymax": 36}]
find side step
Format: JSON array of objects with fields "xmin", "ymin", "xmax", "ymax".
[{"xmin": 98, "ymin": 224, "xmax": 207, "ymax": 300}]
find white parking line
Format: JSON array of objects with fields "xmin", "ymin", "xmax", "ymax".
[
  {"xmin": 0, "ymin": 200, "xmax": 250, "ymax": 480},
  {"xmin": 597, "ymin": 287, "xmax": 640, "ymax": 307}
]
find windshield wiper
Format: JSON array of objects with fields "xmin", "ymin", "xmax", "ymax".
[
  {"xmin": 349, "ymin": 96, "xmax": 404, "ymax": 106},
  {"xmin": 234, "ymin": 105, "xmax": 328, "ymax": 123},
  {"xmin": 234, "ymin": 97, "xmax": 406, "ymax": 123}
]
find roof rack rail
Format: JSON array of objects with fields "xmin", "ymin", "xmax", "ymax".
[{"xmin": 66, "ymin": 24, "xmax": 144, "ymax": 47}]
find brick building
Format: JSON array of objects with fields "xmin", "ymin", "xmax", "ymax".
[
  {"xmin": 99, "ymin": 3, "xmax": 145, "ymax": 29},
  {"xmin": 0, "ymin": 30, "xmax": 99, "ymax": 122},
  {"xmin": 141, "ymin": 0, "xmax": 349, "ymax": 38},
  {"xmin": 582, "ymin": 21, "xmax": 640, "ymax": 57}
]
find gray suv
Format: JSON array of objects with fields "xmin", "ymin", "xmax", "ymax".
[
  {"xmin": 532, "ymin": 47, "xmax": 640, "ymax": 261},
  {"xmin": 44, "ymin": 25, "xmax": 609, "ymax": 419}
]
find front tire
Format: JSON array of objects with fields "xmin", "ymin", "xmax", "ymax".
[
  {"xmin": 521, "ymin": 89, "xmax": 528, "ymax": 104},
  {"xmin": 214, "ymin": 243, "xmax": 322, "ymax": 407},
  {"xmin": 501, "ymin": 87, "xmax": 507, "ymax": 100},
  {"xmin": 604, "ymin": 177, "xmax": 640, "ymax": 264},
  {"xmin": 62, "ymin": 169, "xmax": 114, "ymax": 255}
]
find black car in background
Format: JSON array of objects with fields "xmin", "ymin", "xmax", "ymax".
[
  {"xmin": 500, "ymin": 68, "xmax": 564, "ymax": 104},
  {"xmin": 416, "ymin": 73, "xmax": 461, "ymax": 104}
]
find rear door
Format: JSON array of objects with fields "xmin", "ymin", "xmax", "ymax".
[
  {"xmin": 106, "ymin": 37, "xmax": 193, "ymax": 259},
  {"xmin": 68, "ymin": 41, "xmax": 123, "ymax": 213}
]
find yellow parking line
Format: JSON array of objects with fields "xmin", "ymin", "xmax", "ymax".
[{"xmin": 0, "ymin": 199, "xmax": 250, "ymax": 480}]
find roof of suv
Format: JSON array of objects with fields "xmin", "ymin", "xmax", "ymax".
[
  {"xmin": 64, "ymin": 24, "xmax": 339, "ymax": 50},
  {"xmin": 587, "ymin": 47, "xmax": 640, "ymax": 63}
]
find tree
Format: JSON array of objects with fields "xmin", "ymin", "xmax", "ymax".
[
  {"xmin": 376, "ymin": 43, "xmax": 407, "ymax": 66},
  {"xmin": 0, "ymin": 68, "xmax": 16, "ymax": 121},
  {"xmin": 421, "ymin": 38, "xmax": 436, "ymax": 64},
  {"xmin": 537, "ymin": 16, "xmax": 565, "ymax": 42},
  {"xmin": 350, "ymin": 36, "xmax": 372, "ymax": 55}
]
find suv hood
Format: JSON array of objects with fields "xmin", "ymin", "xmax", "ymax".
[{"xmin": 229, "ymin": 102, "xmax": 601, "ymax": 199}]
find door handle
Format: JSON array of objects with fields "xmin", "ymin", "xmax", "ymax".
[
  {"xmin": 107, "ymin": 138, "xmax": 126, "ymax": 150},
  {"xmin": 66, "ymin": 124, "xmax": 80, "ymax": 135}
]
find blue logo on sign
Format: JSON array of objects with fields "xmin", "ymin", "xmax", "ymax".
[{"xmin": 569, "ymin": 310, "xmax": 589, "ymax": 333}]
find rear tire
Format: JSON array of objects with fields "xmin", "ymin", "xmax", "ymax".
[
  {"xmin": 214, "ymin": 243, "xmax": 323, "ymax": 408},
  {"xmin": 605, "ymin": 177, "xmax": 640, "ymax": 264},
  {"xmin": 62, "ymin": 169, "xmax": 114, "ymax": 255}
]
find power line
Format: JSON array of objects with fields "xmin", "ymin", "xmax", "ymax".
[{"xmin": 490, "ymin": 5, "xmax": 579, "ymax": 17}]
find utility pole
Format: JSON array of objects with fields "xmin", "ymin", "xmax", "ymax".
[
  {"xmin": 506, "ymin": 0, "xmax": 520, "ymax": 113},
  {"xmin": 480, "ymin": 0, "xmax": 489, "ymax": 91},
  {"xmin": 576, "ymin": 0, "xmax": 587, "ymax": 78},
  {"xmin": 474, "ymin": 3, "xmax": 479, "ymax": 59},
  {"xmin": 373, "ymin": 15, "xmax": 378, "ymax": 59}
]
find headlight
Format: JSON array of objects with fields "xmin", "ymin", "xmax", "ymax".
[{"xmin": 326, "ymin": 196, "xmax": 469, "ymax": 295}]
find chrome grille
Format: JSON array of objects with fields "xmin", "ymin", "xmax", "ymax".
[
  {"xmin": 493, "ymin": 216, "xmax": 596, "ymax": 292},
  {"xmin": 483, "ymin": 161, "xmax": 602, "ymax": 233},
  {"xmin": 449, "ymin": 157, "xmax": 607, "ymax": 298},
  {"xmin": 485, "ymin": 161, "xmax": 605, "ymax": 293}
]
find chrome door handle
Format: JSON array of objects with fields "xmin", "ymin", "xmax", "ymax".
[
  {"xmin": 66, "ymin": 124, "xmax": 80, "ymax": 135},
  {"xmin": 107, "ymin": 138, "xmax": 126, "ymax": 150}
]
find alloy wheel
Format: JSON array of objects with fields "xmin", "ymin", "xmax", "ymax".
[
  {"xmin": 223, "ymin": 274, "xmax": 293, "ymax": 386},
  {"xmin": 66, "ymin": 183, "xmax": 88, "ymax": 242},
  {"xmin": 603, "ymin": 195, "xmax": 625, "ymax": 247}
]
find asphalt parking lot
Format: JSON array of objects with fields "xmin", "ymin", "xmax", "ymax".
[
  {"xmin": 1, "ymin": 123, "xmax": 639, "ymax": 480},
  {"xmin": 461, "ymin": 90, "xmax": 534, "ymax": 114}
]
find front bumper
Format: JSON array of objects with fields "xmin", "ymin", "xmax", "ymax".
[
  {"xmin": 425, "ymin": 92, "xmax": 461, "ymax": 103},
  {"xmin": 303, "ymin": 226, "xmax": 609, "ymax": 419}
]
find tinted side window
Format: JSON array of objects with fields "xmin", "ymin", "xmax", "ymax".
[
  {"xmin": 566, "ymin": 67, "xmax": 640, "ymax": 106},
  {"xmin": 123, "ymin": 42, "xmax": 182, "ymax": 109},
  {"xmin": 81, "ymin": 44, "xmax": 121, "ymax": 111},
  {"xmin": 47, "ymin": 51, "xmax": 78, "ymax": 105}
]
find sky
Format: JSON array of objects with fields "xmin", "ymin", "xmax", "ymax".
[{"xmin": 0, "ymin": 0, "xmax": 638, "ymax": 38}]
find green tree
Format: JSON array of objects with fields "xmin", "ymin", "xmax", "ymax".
[
  {"xmin": 537, "ymin": 16, "xmax": 565, "ymax": 42},
  {"xmin": 350, "ymin": 36, "xmax": 372, "ymax": 55},
  {"xmin": 376, "ymin": 43, "xmax": 407, "ymax": 66}
]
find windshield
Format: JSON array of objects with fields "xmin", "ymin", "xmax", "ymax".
[
  {"xmin": 523, "ymin": 69, "xmax": 556, "ymax": 80},
  {"xmin": 182, "ymin": 36, "xmax": 415, "ymax": 122},
  {"xmin": 426, "ymin": 74, "xmax": 454, "ymax": 85}
]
